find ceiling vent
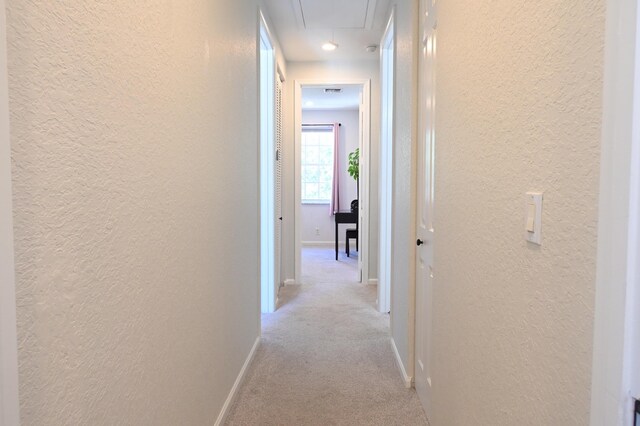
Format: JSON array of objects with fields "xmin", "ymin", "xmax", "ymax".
[{"xmin": 324, "ymin": 88, "xmax": 343, "ymax": 93}]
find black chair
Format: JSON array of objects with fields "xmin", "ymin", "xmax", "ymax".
[{"xmin": 345, "ymin": 223, "xmax": 358, "ymax": 257}]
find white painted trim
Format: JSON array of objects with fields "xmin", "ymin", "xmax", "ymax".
[
  {"xmin": 391, "ymin": 338, "xmax": 412, "ymax": 389},
  {"xmin": 259, "ymin": 10, "xmax": 277, "ymax": 314},
  {"xmin": 378, "ymin": 8, "xmax": 395, "ymax": 315},
  {"xmin": 591, "ymin": 0, "xmax": 639, "ymax": 424},
  {"xmin": 258, "ymin": 9, "xmax": 277, "ymax": 56},
  {"xmin": 294, "ymin": 79, "xmax": 372, "ymax": 287},
  {"xmin": 283, "ymin": 279, "xmax": 297, "ymax": 286},
  {"xmin": 359, "ymin": 81, "xmax": 371, "ymax": 287},
  {"xmin": 214, "ymin": 337, "xmax": 260, "ymax": 426},
  {"xmin": 0, "ymin": 0, "xmax": 20, "ymax": 423},
  {"xmin": 367, "ymin": 279, "xmax": 378, "ymax": 286},
  {"xmin": 625, "ymin": 0, "xmax": 640, "ymax": 401},
  {"xmin": 294, "ymin": 82, "xmax": 302, "ymax": 285}
]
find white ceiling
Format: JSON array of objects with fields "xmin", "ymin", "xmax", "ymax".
[
  {"xmin": 302, "ymin": 85, "xmax": 362, "ymax": 110},
  {"xmin": 264, "ymin": 0, "xmax": 391, "ymax": 62}
]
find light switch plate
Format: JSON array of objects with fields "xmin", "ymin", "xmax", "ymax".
[{"xmin": 525, "ymin": 192, "xmax": 543, "ymax": 245}]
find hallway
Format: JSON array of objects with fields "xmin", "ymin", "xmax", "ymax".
[
  {"xmin": 2, "ymin": 0, "xmax": 636, "ymax": 424},
  {"xmin": 226, "ymin": 248, "xmax": 428, "ymax": 425}
]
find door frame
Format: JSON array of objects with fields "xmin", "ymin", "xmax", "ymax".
[
  {"xmin": 590, "ymin": 0, "xmax": 640, "ymax": 423},
  {"xmin": 0, "ymin": 0, "xmax": 20, "ymax": 423},
  {"xmin": 259, "ymin": 10, "xmax": 277, "ymax": 313},
  {"xmin": 294, "ymin": 79, "xmax": 371, "ymax": 285},
  {"xmin": 378, "ymin": 8, "xmax": 395, "ymax": 314}
]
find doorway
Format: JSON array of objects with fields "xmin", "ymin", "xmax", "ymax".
[
  {"xmin": 294, "ymin": 80, "xmax": 371, "ymax": 286},
  {"xmin": 298, "ymin": 86, "xmax": 361, "ymax": 283}
]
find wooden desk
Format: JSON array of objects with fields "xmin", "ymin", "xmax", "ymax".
[{"xmin": 334, "ymin": 211, "xmax": 357, "ymax": 260}]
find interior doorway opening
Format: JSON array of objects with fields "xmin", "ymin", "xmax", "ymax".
[{"xmin": 294, "ymin": 80, "xmax": 371, "ymax": 287}]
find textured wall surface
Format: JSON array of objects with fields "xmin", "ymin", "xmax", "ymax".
[
  {"xmin": 7, "ymin": 1, "xmax": 260, "ymax": 424},
  {"xmin": 389, "ymin": 0, "xmax": 419, "ymax": 377},
  {"xmin": 301, "ymin": 109, "xmax": 359, "ymax": 243},
  {"xmin": 430, "ymin": 0, "xmax": 605, "ymax": 424},
  {"xmin": 282, "ymin": 61, "xmax": 381, "ymax": 281}
]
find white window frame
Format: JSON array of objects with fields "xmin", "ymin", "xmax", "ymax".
[{"xmin": 300, "ymin": 124, "xmax": 335, "ymax": 205}]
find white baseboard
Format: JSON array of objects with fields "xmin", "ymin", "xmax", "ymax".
[
  {"xmin": 302, "ymin": 241, "xmax": 345, "ymax": 247},
  {"xmin": 214, "ymin": 336, "xmax": 260, "ymax": 426},
  {"xmin": 283, "ymin": 279, "xmax": 296, "ymax": 286},
  {"xmin": 367, "ymin": 278, "xmax": 378, "ymax": 286},
  {"xmin": 391, "ymin": 337, "xmax": 413, "ymax": 389}
]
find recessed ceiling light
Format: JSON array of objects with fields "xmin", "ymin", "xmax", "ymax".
[{"xmin": 322, "ymin": 41, "xmax": 338, "ymax": 51}]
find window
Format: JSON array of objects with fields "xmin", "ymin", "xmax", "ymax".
[{"xmin": 301, "ymin": 125, "xmax": 334, "ymax": 203}]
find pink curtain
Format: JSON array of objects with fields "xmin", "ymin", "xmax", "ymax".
[{"xmin": 329, "ymin": 123, "xmax": 340, "ymax": 215}]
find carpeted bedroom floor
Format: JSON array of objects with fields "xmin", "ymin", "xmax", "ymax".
[{"xmin": 225, "ymin": 246, "xmax": 429, "ymax": 425}]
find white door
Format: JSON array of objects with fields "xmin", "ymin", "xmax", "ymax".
[{"xmin": 415, "ymin": 0, "xmax": 437, "ymax": 413}]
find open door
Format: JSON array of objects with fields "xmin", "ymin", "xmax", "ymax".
[{"xmin": 415, "ymin": 0, "xmax": 437, "ymax": 414}]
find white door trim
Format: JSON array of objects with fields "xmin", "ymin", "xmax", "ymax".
[
  {"xmin": 590, "ymin": 0, "xmax": 640, "ymax": 424},
  {"xmin": 259, "ymin": 10, "xmax": 277, "ymax": 313},
  {"xmin": 0, "ymin": 0, "xmax": 20, "ymax": 423},
  {"xmin": 378, "ymin": 8, "xmax": 395, "ymax": 314},
  {"xmin": 294, "ymin": 79, "xmax": 371, "ymax": 285},
  {"xmin": 626, "ymin": 0, "xmax": 640, "ymax": 402}
]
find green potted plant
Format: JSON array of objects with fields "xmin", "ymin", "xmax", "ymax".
[{"xmin": 348, "ymin": 148, "xmax": 359, "ymax": 212}]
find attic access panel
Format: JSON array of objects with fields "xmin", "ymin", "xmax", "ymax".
[{"xmin": 297, "ymin": 0, "xmax": 376, "ymax": 29}]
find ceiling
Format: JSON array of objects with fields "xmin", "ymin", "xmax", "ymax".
[
  {"xmin": 302, "ymin": 85, "xmax": 362, "ymax": 110},
  {"xmin": 263, "ymin": 0, "xmax": 391, "ymax": 62}
]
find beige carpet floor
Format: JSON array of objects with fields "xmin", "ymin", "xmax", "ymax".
[{"xmin": 225, "ymin": 247, "xmax": 429, "ymax": 425}]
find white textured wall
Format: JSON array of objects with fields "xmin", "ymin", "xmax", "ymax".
[
  {"xmin": 282, "ymin": 61, "xmax": 380, "ymax": 281},
  {"xmin": 430, "ymin": 0, "xmax": 605, "ymax": 424},
  {"xmin": 301, "ymin": 204, "xmax": 336, "ymax": 243},
  {"xmin": 7, "ymin": 1, "xmax": 261, "ymax": 424},
  {"xmin": 301, "ymin": 109, "xmax": 359, "ymax": 243}
]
